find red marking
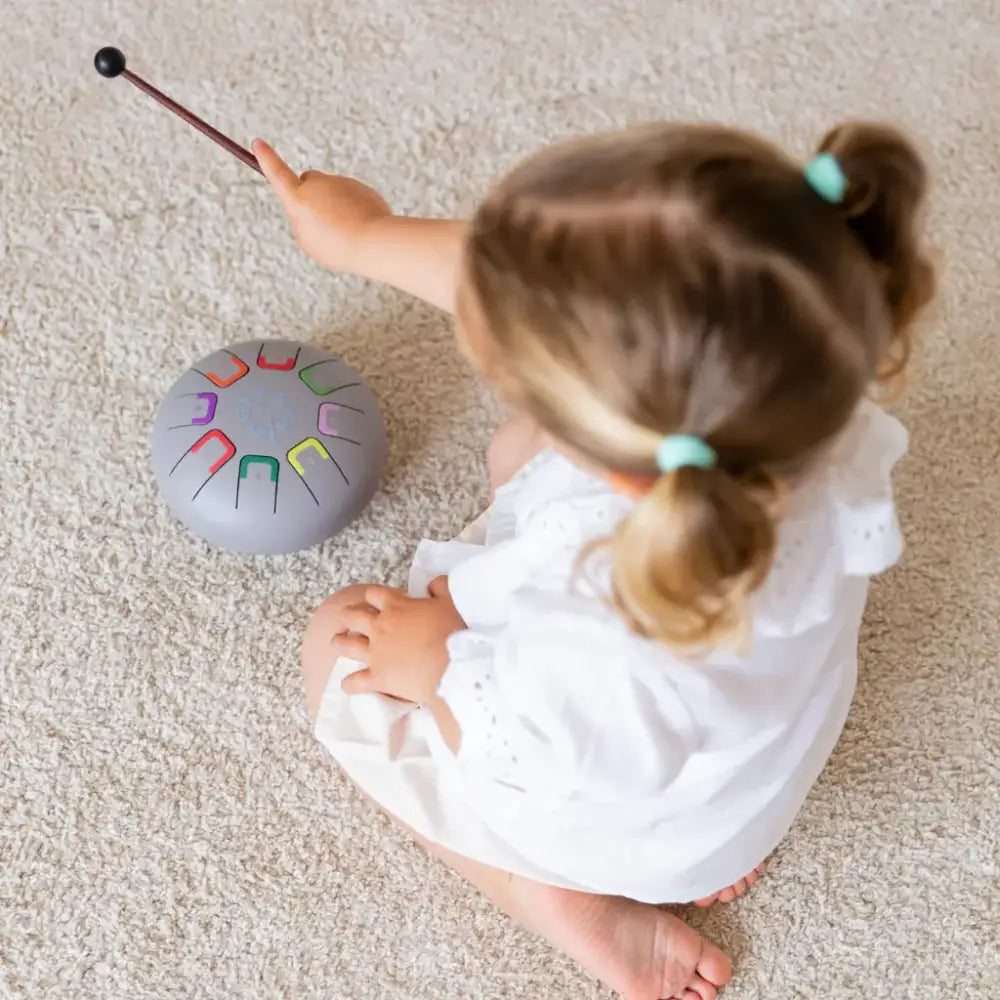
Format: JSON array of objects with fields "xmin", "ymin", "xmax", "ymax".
[
  {"xmin": 258, "ymin": 349, "xmax": 298, "ymax": 371},
  {"xmin": 206, "ymin": 354, "xmax": 249, "ymax": 387},
  {"xmin": 192, "ymin": 429, "xmax": 236, "ymax": 474}
]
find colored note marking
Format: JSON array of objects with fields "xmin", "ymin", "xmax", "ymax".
[
  {"xmin": 204, "ymin": 353, "xmax": 249, "ymax": 388},
  {"xmin": 287, "ymin": 437, "xmax": 330, "ymax": 475},
  {"xmin": 191, "ymin": 429, "xmax": 236, "ymax": 474},
  {"xmin": 237, "ymin": 455, "xmax": 280, "ymax": 513},
  {"xmin": 257, "ymin": 345, "xmax": 300, "ymax": 371},
  {"xmin": 299, "ymin": 360, "xmax": 360, "ymax": 397},
  {"xmin": 191, "ymin": 392, "xmax": 217, "ymax": 425}
]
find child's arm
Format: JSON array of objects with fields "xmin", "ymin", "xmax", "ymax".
[
  {"xmin": 254, "ymin": 140, "xmax": 465, "ymax": 314},
  {"xmin": 349, "ymin": 216, "xmax": 466, "ymax": 314}
]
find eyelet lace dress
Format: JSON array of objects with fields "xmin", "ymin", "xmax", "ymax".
[{"xmin": 314, "ymin": 400, "xmax": 907, "ymax": 903}]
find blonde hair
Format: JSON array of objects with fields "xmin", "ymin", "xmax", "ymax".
[{"xmin": 462, "ymin": 122, "xmax": 936, "ymax": 650}]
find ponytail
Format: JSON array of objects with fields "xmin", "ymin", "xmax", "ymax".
[
  {"xmin": 609, "ymin": 467, "xmax": 780, "ymax": 651},
  {"xmin": 818, "ymin": 122, "xmax": 937, "ymax": 383}
]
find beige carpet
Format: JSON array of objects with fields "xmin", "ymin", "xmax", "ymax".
[{"xmin": 2, "ymin": 1, "xmax": 998, "ymax": 997}]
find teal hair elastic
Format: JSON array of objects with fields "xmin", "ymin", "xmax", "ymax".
[
  {"xmin": 656, "ymin": 435, "xmax": 717, "ymax": 473},
  {"xmin": 803, "ymin": 153, "xmax": 847, "ymax": 204}
]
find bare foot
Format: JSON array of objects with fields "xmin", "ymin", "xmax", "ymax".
[
  {"xmin": 513, "ymin": 877, "xmax": 731, "ymax": 1000},
  {"xmin": 692, "ymin": 865, "xmax": 766, "ymax": 908}
]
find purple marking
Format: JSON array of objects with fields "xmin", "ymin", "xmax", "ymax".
[{"xmin": 191, "ymin": 392, "xmax": 218, "ymax": 425}]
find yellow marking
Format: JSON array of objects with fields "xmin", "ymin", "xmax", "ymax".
[{"xmin": 288, "ymin": 437, "xmax": 330, "ymax": 476}]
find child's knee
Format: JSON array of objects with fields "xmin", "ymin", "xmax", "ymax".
[{"xmin": 301, "ymin": 585, "xmax": 369, "ymax": 721}]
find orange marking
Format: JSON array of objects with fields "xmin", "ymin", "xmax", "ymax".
[{"xmin": 205, "ymin": 354, "xmax": 249, "ymax": 388}]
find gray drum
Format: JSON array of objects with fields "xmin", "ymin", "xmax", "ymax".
[{"xmin": 151, "ymin": 340, "xmax": 386, "ymax": 554}]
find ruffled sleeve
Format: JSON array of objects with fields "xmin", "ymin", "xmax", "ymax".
[
  {"xmin": 752, "ymin": 400, "xmax": 908, "ymax": 638},
  {"xmin": 437, "ymin": 595, "xmax": 697, "ymax": 800},
  {"xmin": 828, "ymin": 400, "xmax": 908, "ymax": 575}
]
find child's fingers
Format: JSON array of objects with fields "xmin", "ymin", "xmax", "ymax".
[
  {"xmin": 331, "ymin": 633, "xmax": 369, "ymax": 662},
  {"xmin": 341, "ymin": 668, "xmax": 379, "ymax": 695},
  {"xmin": 364, "ymin": 586, "xmax": 399, "ymax": 611},
  {"xmin": 340, "ymin": 604, "xmax": 377, "ymax": 636},
  {"xmin": 251, "ymin": 139, "xmax": 300, "ymax": 207}
]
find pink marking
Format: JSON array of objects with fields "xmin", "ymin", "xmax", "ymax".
[{"xmin": 317, "ymin": 402, "xmax": 342, "ymax": 436}]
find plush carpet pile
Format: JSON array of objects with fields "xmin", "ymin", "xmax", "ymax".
[{"xmin": 2, "ymin": 1, "xmax": 997, "ymax": 997}]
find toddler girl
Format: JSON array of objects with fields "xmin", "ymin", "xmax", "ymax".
[{"xmin": 253, "ymin": 120, "xmax": 934, "ymax": 1000}]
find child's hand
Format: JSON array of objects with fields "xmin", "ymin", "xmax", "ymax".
[
  {"xmin": 252, "ymin": 139, "xmax": 392, "ymax": 272},
  {"xmin": 333, "ymin": 577, "xmax": 466, "ymax": 704}
]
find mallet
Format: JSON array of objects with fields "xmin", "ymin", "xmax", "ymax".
[{"xmin": 94, "ymin": 47, "xmax": 262, "ymax": 175}]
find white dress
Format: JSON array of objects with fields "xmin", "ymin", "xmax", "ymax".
[{"xmin": 315, "ymin": 400, "xmax": 907, "ymax": 904}]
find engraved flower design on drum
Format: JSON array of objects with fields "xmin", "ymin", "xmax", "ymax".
[{"xmin": 235, "ymin": 387, "xmax": 294, "ymax": 445}]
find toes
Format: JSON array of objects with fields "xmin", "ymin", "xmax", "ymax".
[
  {"xmin": 697, "ymin": 944, "xmax": 733, "ymax": 987},
  {"xmin": 673, "ymin": 980, "xmax": 716, "ymax": 1000},
  {"xmin": 694, "ymin": 864, "xmax": 765, "ymax": 908},
  {"xmin": 687, "ymin": 974, "xmax": 719, "ymax": 1000}
]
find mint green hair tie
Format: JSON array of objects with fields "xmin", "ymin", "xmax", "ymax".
[
  {"xmin": 803, "ymin": 153, "xmax": 847, "ymax": 203},
  {"xmin": 656, "ymin": 435, "xmax": 717, "ymax": 473}
]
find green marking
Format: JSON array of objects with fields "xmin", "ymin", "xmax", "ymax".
[
  {"xmin": 239, "ymin": 454, "xmax": 279, "ymax": 482},
  {"xmin": 299, "ymin": 361, "xmax": 359, "ymax": 397}
]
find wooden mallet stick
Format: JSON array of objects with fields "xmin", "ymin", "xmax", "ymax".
[{"xmin": 94, "ymin": 47, "xmax": 262, "ymax": 174}]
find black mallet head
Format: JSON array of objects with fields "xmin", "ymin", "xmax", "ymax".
[
  {"xmin": 94, "ymin": 47, "xmax": 126, "ymax": 78},
  {"xmin": 91, "ymin": 46, "xmax": 263, "ymax": 174}
]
